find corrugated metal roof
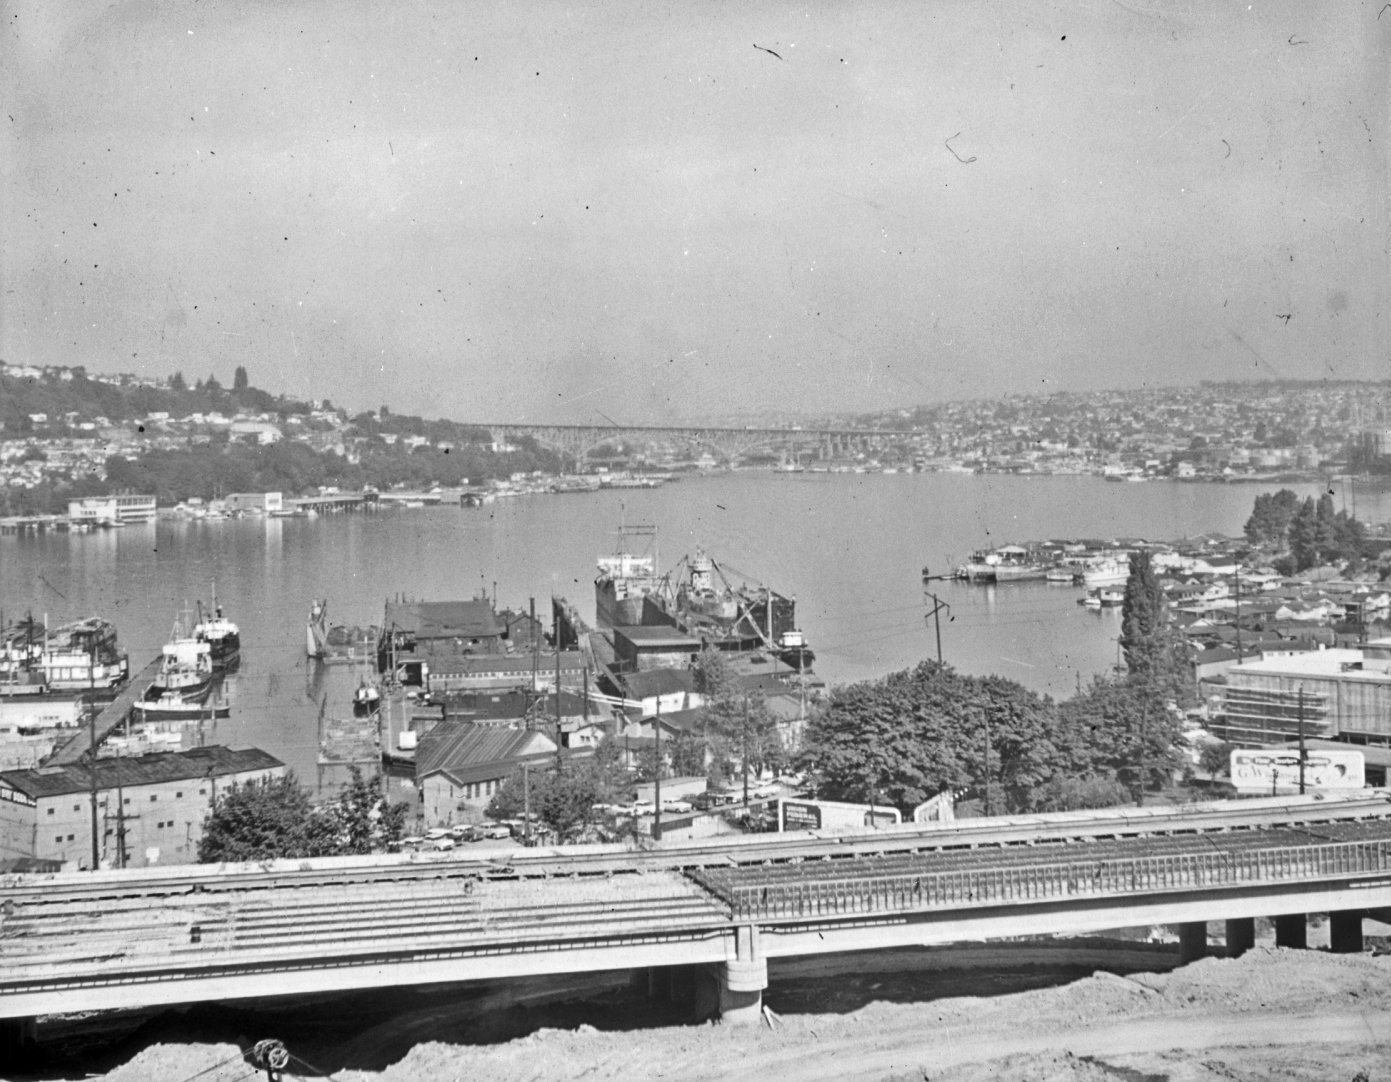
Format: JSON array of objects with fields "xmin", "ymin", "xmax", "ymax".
[
  {"xmin": 0, "ymin": 746, "xmax": 283, "ymax": 800},
  {"xmin": 415, "ymin": 721, "xmax": 554, "ymax": 777},
  {"xmin": 384, "ymin": 600, "xmax": 503, "ymax": 640},
  {"xmin": 620, "ymin": 668, "xmax": 696, "ymax": 699}
]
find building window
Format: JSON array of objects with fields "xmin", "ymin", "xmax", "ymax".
[
  {"xmin": 73, "ymin": 803, "xmax": 81, "ymax": 812},
  {"xmin": 150, "ymin": 794, "xmax": 158, "ymax": 802},
  {"xmin": 67, "ymin": 834, "xmax": 75, "ymax": 841},
  {"xmin": 199, "ymin": 788, "xmax": 207, "ymax": 795},
  {"xmin": 176, "ymin": 791, "xmax": 183, "ymax": 798},
  {"xmin": 47, "ymin": 808, "xmax": 55, "ymax": 816}
]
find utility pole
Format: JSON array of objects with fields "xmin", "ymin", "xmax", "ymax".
[
  {"xmin": 652, "ymin": 697, "xmax": 662, "ymax": 842},
  {"xmin": 924, "ymin": 593, "xmax": 949, "ymax": 665},
  {"xmin": 1233, "ymin": 566, "xmax": 1242, "ymax": 666},
  {"xmin": 742, "ymin": 696, "xmax": 750, "ymax": 808},
  {"xmin": 1297, "ymin": 684, "xmax": 1307, "ymax": 795},
  {"xmin": 529, "ymin": 597, "xmax": 538, "ymax": 695},
  {"xmin": 1136, "ymin": 693, "xmax": 1150, "ymax": 808},
  {"xmin": 982, "ymin": 709, "xmax": 992, "ymax": 817},
  {"xmin": 86, "ymin": 642, "xmax": 100, "ymax": 871},
  {"xmin": 522, "ymin": 762, "xmax": 531, "ymax": 845}
]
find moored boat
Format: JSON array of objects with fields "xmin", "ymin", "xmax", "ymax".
[
  {"xmin": 0, "ymin": 616, "xmax": 129, "ymax": 698},
  {"xmin": 594, "ymin": 524, "xmax": 662, "ymax": 629},
  {"xmin": 193, "ymin": 587, "xmax": 240, "ymax": 670},
  {"xmin": 144, "ymin": 615, "xmax": 216, "ymax": 706},
  {"xmin": 134, "ymin": 689, "xmax": 230, "ymax": 721}
]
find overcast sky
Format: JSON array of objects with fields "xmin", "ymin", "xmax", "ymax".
[{"xmin": 3, "ymin": 1, "xmax": 1386, "ymax": 423}]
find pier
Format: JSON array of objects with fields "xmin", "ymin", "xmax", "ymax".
[{"xmin": 45, "ymin": 655, "xmax": 163, "ymax": 765}]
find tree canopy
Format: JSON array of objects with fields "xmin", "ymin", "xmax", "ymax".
[
  {"xmin": 801, "ymin": 661, "xmax": 1059, "ymax": 815},
  {"xmin": 197, "ymin": 768, "xmax": 408, "ymax": 862}
]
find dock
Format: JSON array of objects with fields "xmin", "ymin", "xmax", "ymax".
[{"xmin": 45, "ymin": 655, "xmax": 163, "ymax": 765}]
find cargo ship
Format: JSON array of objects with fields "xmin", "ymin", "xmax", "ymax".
[
  {"xmin": 594, "ymin": 524, "xmax": 662, "ymax": 629},
  {"xmin": 594, "ymin": 532, "xmax": 814, "ymax": 665}
]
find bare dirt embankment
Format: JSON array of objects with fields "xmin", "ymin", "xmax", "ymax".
[{"xmin": 60, "ymin": 947, "xmax": 1391, "ymax": 1082}]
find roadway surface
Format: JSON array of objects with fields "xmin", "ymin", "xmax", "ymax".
[{"xmin": 4, "ymin": 795, "xmax": 1391, "ymax": 1019}]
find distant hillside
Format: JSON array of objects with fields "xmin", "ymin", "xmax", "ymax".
[{"xmin": 0, "ymin": 363, "xmax": 564, "ymax": 514}]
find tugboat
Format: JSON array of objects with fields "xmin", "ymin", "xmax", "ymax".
[
  {"xmin": 193, "ymin": 586, "xmax": 241, "ymax": 670},
  {"xmin": 773, "ymin": 629, "xmax": 816, "ymax": 671},
  {"xmin": 136, "ymin": 613, "xmax": 216, "ymax": 720}
]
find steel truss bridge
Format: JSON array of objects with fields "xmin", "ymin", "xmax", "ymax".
[
  {"xmin": 477, "ymin": 423, "xmax": 920, "ymax": 462},
  {"xmin": 4, "ymin": 795, "xmax": 1391, "ymax": 1032}
]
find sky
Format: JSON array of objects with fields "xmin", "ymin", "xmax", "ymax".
[{"xmin": 2, "ymin": 1, "xmax": 1386, "ymax": 424}]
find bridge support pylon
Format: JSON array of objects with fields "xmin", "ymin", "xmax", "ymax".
[
  {"xmin": 719, "ymin": 924, "xmax": 768, "ymax": 1026},
  {"xmin": 1274, "ymin": 913, "xmax": 1307, "ymax": 949},
  {"xmin": 0, "ymin": 1017, "xmax": 36, "ymax": 1065},
  {"xmin": 1329, "ymin": 910, "xmax": 1364, "ymax": 954},
  {"xmin": 1225, "ymin": 917, "xmax": 1255, "ymax": 958},
  {"xmin": 1178, "ymin": 921, "xmax": 1208, "ymax": 964}
]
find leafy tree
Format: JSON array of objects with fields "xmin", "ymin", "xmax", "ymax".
[
  {"xmin": 487, "ymin": 747, "xmax": 624, "ymax": 842},
  {"xmin": 1243, "ymin": 489, "xmax": 1300, "ymax": 547},
  {"xmin": 1056, "ymin": 676, "xmax": 1187, "ymax": 802},
  {"xmin": 327, "ymin": 766, "xmax": 409, "ymax": 854},
  {"xmin": 197, "ymin": 768, "xmax": 406, "ymax": 861},
  {"xmin": 197, "ymin": 773, "xmax": 335, "ymax": 862},
  {"xmin": 1029, "ymin": 774, "xmax": 1132, "ymax": 812},
  {"xmin": 233, "ymin": 365, "xmax": 249, "ymax": 393},
  {"xmin": 802, "ymin": 661, "xmax": 1058, "ymax": 815},
  {"xmin": 169, "ymin": 371, "xmax": 187, "ymax": 392}
]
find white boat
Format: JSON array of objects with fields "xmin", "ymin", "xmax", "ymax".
[
  {"xmin": 1080, "ymin": 558, "xmax": 1130, "ymax": 588},
  {"xmin": 144, "ymin": 615, "xmax": 215, "ymax": 706}
]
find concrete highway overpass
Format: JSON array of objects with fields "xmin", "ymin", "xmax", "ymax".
[{"xmin": 3, "ymin": 795, "xmax": 1391, "ymax": 1030}]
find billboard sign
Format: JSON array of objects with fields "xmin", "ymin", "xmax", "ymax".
[
  {"xmin": 1229, "ymin": 748, "xmax": 1365, "ymax": 793},
  {"xmin": 777, "ymin": 798, "xmax": 902, "ymax": 832}
]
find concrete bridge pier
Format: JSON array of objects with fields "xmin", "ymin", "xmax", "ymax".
[
  {"xmin": 1225, "ymin": 917, "xmax": 1255, "ymax": 958},
  {"xmin": 0, "ymin": 1017, "xmax": 36, "ymax": 1064},
  {"xmin": 719, "ymin": 925, "xmax": 768, "ymax": 1026},
  {"xmin": 1178, "ymin": 921, "xmax": 1208, "ymax": 964},
  {"xmin": 1274, "ymin": 914, "xmax": 1307, "ymax": 949},
  {"xmin": 1329, "ymin": 910, "xmax": 1364, "ymax": 954}
]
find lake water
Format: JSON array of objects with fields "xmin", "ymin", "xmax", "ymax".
[{"xmin": 4, "ymin": 472, "xmax": 1385, "ymax": 784}]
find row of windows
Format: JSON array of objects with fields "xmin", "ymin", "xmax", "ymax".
[{"xmin": 47, "ymin": 789, "xmax": 203, "ymax": 814}]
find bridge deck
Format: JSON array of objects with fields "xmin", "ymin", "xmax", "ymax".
[
  {"xmin": 0, "ymin": 870, "xmax": 728, "ymax": 987},
  {"xmin": 690, "ymin": 819, "xmax": 1391, "ymax": 922}
]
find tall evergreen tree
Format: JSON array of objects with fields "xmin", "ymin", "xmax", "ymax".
[{"xmin": 1118, "ymin": 550, "xmax": 1174, "ymax": 684}]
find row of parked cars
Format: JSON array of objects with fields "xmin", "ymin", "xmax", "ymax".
[{"xmin": 395, "ymin": 821, "xmax": 517, "ymax": 851}]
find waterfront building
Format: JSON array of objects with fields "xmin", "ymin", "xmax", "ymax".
[
  {"xmin": 414, "ymin": 723, "xmax": 558, "ymax": 823},
  {"xmin": 67, "ymin": 494, "xmax": 157, "ymax": 524},
  {"xmin": 0, "ymin": 745, "xmax": 284, "ymax": 870},
  {"xmin": 225, "ymin": 491, "xmax": 284, "ymax": 515}
]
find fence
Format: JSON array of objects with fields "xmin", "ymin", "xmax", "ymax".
[{"xmin": 709, "ymin": 840, "xmax": 1391, "ymax": 921}]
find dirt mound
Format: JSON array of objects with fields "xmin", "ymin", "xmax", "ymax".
[{"xmin": 20, "ymin": 949, "xmax": 1391, "ymax": 1082}]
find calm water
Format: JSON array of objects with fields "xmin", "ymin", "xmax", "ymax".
[{"xmin": 4, "ymin": 473, "xmax": 1384, "ymax": 782}]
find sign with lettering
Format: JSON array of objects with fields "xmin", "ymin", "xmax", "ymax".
[
  {"xmin": 1229, "ymin": 748, "xmax": 1365, "ymax": 792},
  {"xmin": 777, "ymin": 798, "xmax": 902, "ymax": 832}
]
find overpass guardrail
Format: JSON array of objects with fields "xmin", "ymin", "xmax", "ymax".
[{"xmin": 704, "ymin": 839, "xmax": 1391, "ymax": 922}]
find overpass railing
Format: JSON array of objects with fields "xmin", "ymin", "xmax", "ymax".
[{"xmin": 711, "ymin": 840, "xmax": 1391, "ymax": 922}]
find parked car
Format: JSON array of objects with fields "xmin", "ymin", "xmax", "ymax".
[
  {"xmin": 450, "ymin": 824, "xmax": 480, "ymax": 842},
  {"xmin": 661, "ymin": 800, "xmax": 693, "ymax": 814},
  {"xmin": 427, "ymin": 836, "xmax": 455, "ymax": 851},
  {"xmin": 481, "ymin": 823, "xmax": 512, "ymax": 840},
  {"xmin": 426, "ymin": 827, "xmax": 454, "ymax": 840},
  {"xmin": 399, "ymin": 835, "xmax": 425, "ymax": 849}
]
